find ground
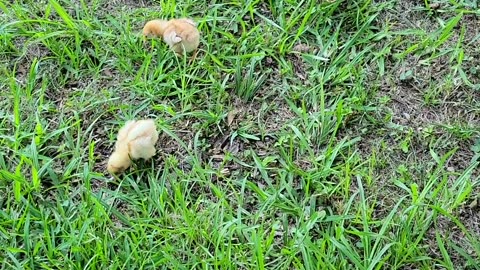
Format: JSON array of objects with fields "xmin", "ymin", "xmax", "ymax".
[{"xmin": 1, "ymin": 0, "xmax": 479, "ymax": 269}]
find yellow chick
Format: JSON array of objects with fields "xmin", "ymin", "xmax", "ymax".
[
  {"xmin": 106, "ymin": 146, "xmax": 132, "ymax": 174},
  {"xmin": 107, "ymin": 119, "xmax": 159, "ymax": 174},
  {"xmin": 142, "ymin": 18, "xmax": 200, "ymax": 55}
]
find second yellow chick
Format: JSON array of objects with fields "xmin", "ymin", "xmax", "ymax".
[
  {"xmin": 142, "ymin": 18, "xmax": 200, "ymax": 55},
  {"xmin": 107, "ymin": 119, "xmax": 159, "ymax": 174}
]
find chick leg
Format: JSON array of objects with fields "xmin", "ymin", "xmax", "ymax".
[
  {"xmin": 188, "ymin": 49, "xmax": 198, "ymax": 65},
  {"xmin": 174, "ymin": 50, "xmax": 183, "ymax": 57}
]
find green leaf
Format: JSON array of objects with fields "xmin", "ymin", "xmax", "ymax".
[{"xmin": 49, "ymin": 0, "xmax": 77, "ymax": 29}]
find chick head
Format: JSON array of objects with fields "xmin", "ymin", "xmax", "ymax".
[
  {"xmin": 142, "ymin": 19, "xmax": 169, "ymax": 37},
  {"xmin": 107, "ymin": 151, "xmax": 132, "ymax": 174}
]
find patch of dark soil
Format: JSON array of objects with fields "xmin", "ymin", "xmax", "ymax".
[
  {"xmin": 270, "ymin": 42, "xmax": 320, "ymax": 86},
  {"xmin": 252, "ymin": 2, "xmax": 274, "ymax": 23},
  {"xmin": 366, "ymin": 64, "xmax": 480, "ymax": 190},
  {"xmin": 362, "ymin": 0, "xmax": 480, "ymax": 180},
  {"xmin": 381, "ymin": 84, "xmax": 480, "ymax": 128},
  {"xmin": 286, "ymin": 54, "xmax": 308, "ymax": 82},
  {"xmin": 354, "ymin": 121, "xmax": 479, "ymax": 211},
  {"xmin": 8, "ymin": 40, "xmax": 51, "ymax": 83},
  {"xmin": 101, "ymin": 0, "xmax": 151, "ymax": 9},
  {"xmin": 156, "ymin": 124, "xmax": 195, "ymax": 172},
  {"xmin": 374, "ymin": 46, "xmax": 479, "ymax": 131},
  {"xmin": 354, "ymin": 129, "xmax": 480, "ymax": 267},
  {"xmin": 208, "ymin": 2, "xmax": 275, "ymax": 39},
  {"xmin": 374, "ymin": 2, "xmax": 479, "ymax": 97},
  {"xmin": 459, "ymin": 197, "xmax": 480, "ymax": 237},
  {"xmin": 68, "ymin": 0, "xmax": 151, "ymax": 17},
  {"xmin": 426, "ymin": 212, "xmax": 480, "ymax": 269},
  {"xmin": 359, "ymin": 121, "xmax": 477, "ymax": 171},
  {"xmin": 261, "ymin": 55, "xmax": 278, "ymax": 71},
  {"xmin": 91, "ymin": 127, "xmax": 115, "ymax": 174},
  {"xmin": 228, "ymin": 96, "xmax": 295, "ymax": 133},
  {"xmin": 164, "ymin": 94, "xmax": 294, "ymax": 204}
]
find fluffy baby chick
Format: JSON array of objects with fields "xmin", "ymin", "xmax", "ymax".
[
  {"xmin": 107, "ymin": 146, "xmax": 132, "ymax": 174},
  {"xmin": 142, "ymin": 18, "xmax": 200, "ymax": 55},
  {"xmin": 107, "ymin": 119, "xmax": 159, "ymax": 174}
]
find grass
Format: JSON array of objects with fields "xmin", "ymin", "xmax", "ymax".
[{"xmin": 1, "ymin": 0, "xmax": 480, "ymax": 269}]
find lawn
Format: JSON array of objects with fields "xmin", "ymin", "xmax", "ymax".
[{"xmin": 1, "ymin": 0, "xmax": 480, "ymax": 269}]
